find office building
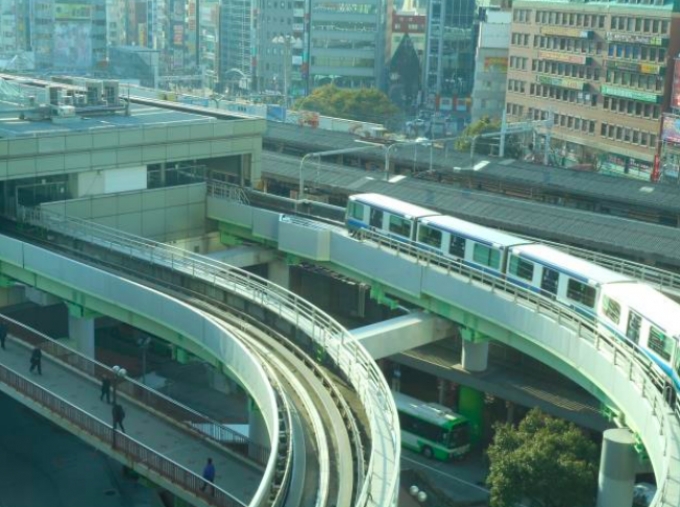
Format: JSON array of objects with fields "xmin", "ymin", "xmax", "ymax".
[
  {"xmin": 308, "ymin": 0, "xmax": 389, "ymax": 91},
  {"xmin": 506, "ymin": 0, "xmax": 680, "ymax": 178},
  {"xmin": 471, "ymin": 10, "xmax": 511, "ymax": 122},
  {"xmin": 422, "ymin": 0, "xmax": 477, "ymax": 110}
]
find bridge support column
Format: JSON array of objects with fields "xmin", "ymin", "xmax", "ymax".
[
  {"xmin": 460, "ymin": 328, "xmax": 489, "ymax": 372},
  {"xmin": 248, "ymin": 398, "xmax": 269, "ymax": 462},
  {"xmin": 68, "ymin": 314, "xmax": 95, "ymax": 359},
  {"xmin": 0, "ymin": 278, "xmax": 25, "ymax": 307},
  {"xmin": 268, "ymin": 259, "xmax": 290, "ymax": 289},
  {"xmin": 458, "ymin": 386, "xmax": 485, "ymax": 447},
  {"xmin": 597, "ymin": 428, "xmax": 636, "ymax": 507}
]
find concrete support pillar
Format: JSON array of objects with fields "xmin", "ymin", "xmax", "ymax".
[
  {"xmin": 268, "ymin": 259, "xmax": 290, "ymax": 290},
  {"xmin": 248, "ymin": 399, "xmax": 270, "ymax": 462},
  {"xmin": 460, "ymin": 327, "xmax": 490, "ymax": 372},
  {"xmin": 597, "ymin": 429, "xmax": 637, "ymax": 507},
  {"xmin": 68, "ymin": 314, "xmax": 95, "ymax": 359},
  {"xmin": 462, "ymin": 340, "xmax": 489, "ymax": 372},
  {"xmin": 458, "ymin": 386, "xmax": 485, "ymax": 447},
  {"xmin": 0, "ymin": 285, "xmax": 25, "ymax": 307}
]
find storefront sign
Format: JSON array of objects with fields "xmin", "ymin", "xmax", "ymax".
[
  {"xmin": 538, "ymin": 51, "xmax": 588, "ymax": 65},
  {"xmin": 601, "ymin": 85, "xmax": 660, "ymax": 103},
  {"xmin": 606, "ymin": 60, "xmax": 662, "ymax": 74},
  {"xmin": 540, "ymin": 27, "xmax": 590, "ymax": 38},
  {"xmin": 606, "ymin": 32, "xmax": 667, "ymax": 46},
  {"xmin": 484, "ymin": 57, "xmax": 508, "ymax": 72},
  {"xmin": 536, "ymin": 75, "xmax": 585, "ymax": 90},
  {"xmin": 662, "ymin": 114, "xmax": 680, "ymax": 144}
]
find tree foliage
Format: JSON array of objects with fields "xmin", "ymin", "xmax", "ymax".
[
  {"xmin": 291, "ymin": 84, "xmax": 399, "ymax": 124},
  {"xmin": 454, "ymin": 117, "xmax": 522, "ymax": 158},
  {"xmin": 486, "ymin": 408, "xmax": 598, "ymax": 507}
]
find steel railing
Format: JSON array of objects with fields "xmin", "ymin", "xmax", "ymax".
[
  {"xmin": 17, "ymin": 206, "xmax": 401, "ymax": 507},
  {"xmin": 0, "ymin": 312, "xmax": 270, "ymax": 467},
  {"xmin": 0, "ymin": 357, "xmax": 245, "ymax": 507}
]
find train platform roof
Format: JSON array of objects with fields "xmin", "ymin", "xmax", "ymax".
[
  {"xmin": 475, "ymin": 160, "xmax": 680, "ymax": 214},
  {"xmin": 262, "ymin": 151, "xmax": 680, "ymax": 267},
  {"xmin": 263, "ymin": 122, "xmax": 680, "ymax": 214},
  {"xmin": 265, "ymin": 121, "xmax": 370, "ymax": 150}
]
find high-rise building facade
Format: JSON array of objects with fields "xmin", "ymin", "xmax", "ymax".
[
  {"xmin": 308, "ymin": 0, "xmax": 389, "ymax": 91},
  {"xmin": 506, "ymin": 0, "xmax": 680, "ymax": 178},
  {"xmin": 471, "ymin": 10, "xmax": 510, "ymax": 123},
  {"xmin": 423, "ymin": 0, "xmax": 477, "ymax": 110},
  {"xmin": 219, "ymin": 0, "xmax": 256, "ymax": 93},
  {"xmin": 28, "ymin": 0, "xmax": 107, "ymax": 73}
]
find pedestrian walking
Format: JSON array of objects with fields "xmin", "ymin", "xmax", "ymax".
[
  {"xmin": 100, "ymin": 376, "xmax": 111, "ymax": 403},
  {"xmin": 112, "ymin": 403, "xmax": 126, "ymax": 433},
  {"xmin": 200, "ymin": 458, "xmax": 216, "ymax": 492},
  {"xmin": 0, "ymin": 323, "xmax": 7, "ymax": 350},
  {"xmin": 29, "ymin": 347, "xmax": 42, "ymax": 375}
]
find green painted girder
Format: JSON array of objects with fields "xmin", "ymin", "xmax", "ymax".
[{"xmin": 0, "ymin": 260, "xmax": 228, "ymax": 376}]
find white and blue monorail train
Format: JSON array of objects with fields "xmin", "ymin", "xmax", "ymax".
[{"xmin": 345, "ymin": 193, "xmax": 680, "ymax": 389}]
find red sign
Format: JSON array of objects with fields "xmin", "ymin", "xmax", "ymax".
[{"xmin": 672, "ymin": 58, "xmax": 680, "ymax": 109}]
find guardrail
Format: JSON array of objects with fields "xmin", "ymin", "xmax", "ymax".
[
  {"xmin": 0, "ymin": 311, "xmax": 270, "ymax": 467},
  {"xmin": 529, "ymin": 236, "xmax": 680, "ymax": 294},
  {"xmin": 18, "ymin": 206, "xmax": 401, "ymax": 507},
  {"xmin": 353, "ymin": 226, "xmax": 680, "ymax": 506},
  {"xmin": 0, "ymin": 352, "xmax": 245, "ymax": 507}
]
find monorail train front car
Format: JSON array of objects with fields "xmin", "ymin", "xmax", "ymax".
[
  {"xmin": 345, "ymin": 193, "xmax": 438, "ymax": 241},
  {"xmin": 598, "ymin": 282, "xmax": 680, "ymax": 388}
]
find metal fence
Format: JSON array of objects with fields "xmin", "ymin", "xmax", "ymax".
[
  {"xmin": 0, "ymin": 358, "xmax": 244, "ymax": 507},
  {"xmin": 0, "ymin": 313, "xmax": 270, "ymax": 466}
]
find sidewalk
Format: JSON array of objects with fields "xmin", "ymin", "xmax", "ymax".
[{"xmin": 0, "ymin": 337, "xmax": 263, "ymax": 505}]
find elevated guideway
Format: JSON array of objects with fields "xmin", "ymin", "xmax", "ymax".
[
  {"xmin": 0, "ymin": 315, "xmax": 264, "ymax": 507},
  {"xmin": 204, "ymin": 189, "xmax": 680, "ymax": 507},
  {"xmin": 0, "ymin": 234, "xmax": 284, "ymax": 507},
  {"xmin": 10, "ymin": 208, "xmax": 401, "ymax": 507}
]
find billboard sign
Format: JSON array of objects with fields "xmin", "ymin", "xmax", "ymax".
[
  {"xmin": 55, "ymin": 3, "xmax": 92, "ymax": 20},
  {"xmin": 672, "ymin": 59, "xmax": 680, "ymax": 109},
  {"xmin": 538, "ymin": 51, "xmax": 587, "ymax": 65},
  {"xmin": 662, "ymin": 114, "xmax": 680, "ymax": 144},
  {"xmin": 601, "ymin": 85, "xmax": 659, "ymax": 103}
]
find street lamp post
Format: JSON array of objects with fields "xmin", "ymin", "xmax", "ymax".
[{"xmin": 111, "ymin": 365, "xmax": 127, "ymax": 447}]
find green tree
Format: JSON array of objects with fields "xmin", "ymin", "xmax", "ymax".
[
  {"xmin": 486, "ymin": 408, "xmax": 598, "ymax": 507},
  {"xmin": 292, "ymin": 84, "xmax": 399, "ymax": 124},
  {"xmin": 454, "ymin": 117, "xmax": 523, "ymax": 158}
]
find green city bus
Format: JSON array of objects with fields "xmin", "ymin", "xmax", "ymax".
[{"xmin": 394, "ymin": 391, "xmax": 471, "ymax": 461}]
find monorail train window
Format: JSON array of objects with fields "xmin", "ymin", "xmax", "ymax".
[
  {"xmin": 602, "ymin": 296, "xmax": 621, "ymax": 325},
  {"xmin": 370, "ymin": 208, "xmax": 383, "ymax": 228},
  {"xmin": 418, "ymin": 225, "xmax": 442, "ymax": 247},
  {"xmin": 348, "ymin": 201, "xmax": 365, "ymax": 220},
  {"xmin": 566, "ymin": 279, "xmax": 596, "ymax": 308},
  {"xmin": 389, "ymin": 215, "xmax": 412, "ymax": 238},
  {"xmin": 449, "ymin": 235, "xmax": 466, "ymax": 258},
  {"xmin": 648, "ymin": 327, "xmax": 672, "ymax": 361},
  {"xmin": 509, "ymin": 255, "xmax": 534, "ymax": 281},
  {"xmin": 473, "ymin": 244, "xmax": 501, "ymax": 270},
  {"xmin": 626, "ymin": 311, "xmax": 641, "ymax": 344}
]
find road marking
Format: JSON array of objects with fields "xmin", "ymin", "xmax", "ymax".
[{"xmin": 401, "ymin": 456, "xmax": 490, "ymax": 494}]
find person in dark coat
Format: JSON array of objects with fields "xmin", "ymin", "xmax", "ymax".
[
  {"xmin": 100, "ymin": 376, "xmax": 111, "ymax": 403},
  {"xmin": 0, "ymin": 323, "xmax": 7, "ymax": 350},
  {"xmin": 29, "ymin": 347, "xmax": 42, "ymax": 375},
  {"xmin": 200, "ymin": 458, "xmax": 216, "ymax": 492},
  {"xmin": 112, "ymin": 403, "xmax": 126, "ymax": 433}
]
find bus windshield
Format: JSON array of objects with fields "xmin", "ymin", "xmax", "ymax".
[{"xmin": 447, "ymin": 423, "xmax": 470, "ymax": 448}]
